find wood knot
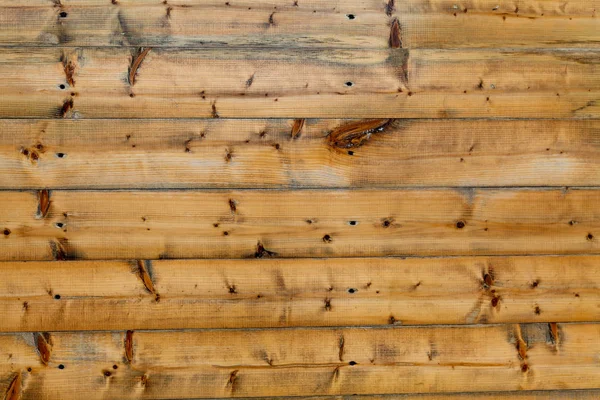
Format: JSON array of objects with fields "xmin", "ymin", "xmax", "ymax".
[{"xmin": 328, "ymin": 119, "xmax": 391, "ymax": 149}]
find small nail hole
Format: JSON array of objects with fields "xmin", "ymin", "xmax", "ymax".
[
  {"xmin": 55, "ymin": 222, "xmax": 64, "ymax": 228},
  {"xmin": 58, "ymin": 364, "xmax": 65, "ymax": 369},
  {"xmin": 112, "ymin": 365, "xmax": 118, "ymax": 369},
  {"xmin": 346, "ymin": 14, "xmax": 355, "ymax": 20},
  {"xmin": 345, "ymin": 81, "xmax": 354, "ymax": 87},
  {"xmin": 56, "ymin": 153, "xmax": 66, "ymax": 158},
  {"xmin": 54, "ymin": 294, "xmax": 61, "ymax": 300},
  {"xmin": 59, "ymin": 11, "xmax": 68, "ymax": 17},
  {"xmin": 348, "ymin": 221, "xmax": 357, "ymax": 226},
  {"xmin": 347, "ymin": 288, "xmax": 357, "ymax": 294},
  {"xmin": 347, "ymin": 151, "xmax": 354, "ymax": 155},
  {"xmin": 456, "ymin": 220, "xmax": 466, "ymax": 229},
  {"xmin": 348, "ymin": 361, "xmax": 357, "ymax": 365},
  {"xmin": 587, "ymin": 233, "xmax": 594, "ymax": 241},
  {"xmin": 59, "ymin": 84, "xmax": 66, "ymax": 90}
]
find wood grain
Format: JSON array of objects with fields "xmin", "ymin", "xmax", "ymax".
[
  {"xmin": 1, "ymin": 188, "xmax": 600, "ymax": 261},
  {"xmin": 0, "ymin": 256, "xmax": 598, "ymax": 331},
  {"xmin": 0, "ymin": 47, "xmax": 598, "ymax": 118},
  {"xmin": 1, "ymin": 324, "xmax": 600, "ymax": 398},
  {"xmin": 3, "ymin": 119, "xmax": 600, "ymax": 189},
  {"xmin": 0, "ymin": 0, "xmax": 597, "ymax": 49}
]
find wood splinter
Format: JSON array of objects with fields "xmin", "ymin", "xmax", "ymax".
[
  {"xmin": 129, "ymin": 47, "xmax": 152, "ymax": 86},
  {"xmin": 291, "ymin": 119, "xmax": 305, "ymax": 139}
]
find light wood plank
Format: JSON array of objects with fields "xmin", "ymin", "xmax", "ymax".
[
  {"xmin": 3, "ymin": 119, "xmax": 600, "ymax": 189},
  {"xmin": 0, "ymin": 256, "xmax": 598, "ymax": 331},
  {"xmin": 1, "ymin": 324, "xmax": 600, "ymax": 398},
  {"xmin": 1, "ymin": 188, "xmax": 600, "ymax": 260},
  {"xmin": 0, "ymin": 48, "xmax": 598, "ymax": 118},
  {"xmin": 0, "ymin": 0, "xmax": 597, "ymax": 49}
]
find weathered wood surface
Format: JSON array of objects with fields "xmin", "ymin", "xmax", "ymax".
[
  {"xmin": 3, "ymin": 119, "xmax": 600, "ymax": 189},
  {"xmin": 2, "ymin": 188, "xmax": 600, "ymax": 261},
  {"xmin": 1, "ymin": 323, "xmax": 600, "ymax": 398},
  {"xmin": 1, "ymin": 47, "xmax": 599, "ymax": 118},
  {"xmin": 0, "ymin": 256, "xmax": 597, "ymax": 331},
  {"xmin": 0, "ymin": 0, "xmax": 598, "ymax": 49}
]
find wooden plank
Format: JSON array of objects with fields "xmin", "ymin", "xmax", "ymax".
[
  {"xmin": 1, "ymin": 188, "xmax": 600, "ymax": 261},
  {"xmin": 1, "ymin": 324, "xmax": 600, "ymax": 398},
  {"xmin": 0, "ymin": 256, "xmax": 598, "ymax": 331},
  {"xmin": 3, "ymin": 119, "xmax": 600, "ymax": 189},
  {"xmin": 0, "ymin": 0, "xmax": 597, "ymax": 49},
  {"xmin": 0, "ymin": 47, "xmax": 598, "ymax": 118}
]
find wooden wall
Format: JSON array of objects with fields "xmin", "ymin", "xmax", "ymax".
[{"xmin": 1, "ymin": 0, "xmax": 599, "ymax": 398}]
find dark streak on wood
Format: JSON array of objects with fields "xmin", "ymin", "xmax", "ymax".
[
  {"xmin": 49, "ymin": 240, "xmax": 66, "ymax": 261},
  {"xmin": 255, "ymin": 241, "xmax": 277, "ymax": 258},
  {"xmin": 291, "ymin": 119, "xmax": 305, "ymax": 139},
  {"xmin": 385, "ymin": 0, "xmax": 395, "ymax": 16},
  {"xmin": 549, "ymin": 323, "xmax": 560, "ymax": 348},
  {"xmin": 4, "ymin": 373, "xmax": 21, "ymax": 400},
  {"xmin": 338, "ymin": 334, "xmax": 345, "ymax": 361},
  {"xmin": 514, "ymin": 324, "xmax": 528, "ymax": 360},
  {"xmin": 62, "ymin": 53, "xmax": 75, "ymax": 87},
  {"xmin": 37, "ymin": 189, "xmax": 51, "ymax": 219},
  {"xmin": 227, "ymin": 369, "xmax": 239, "ymax": 393},
  {"xmin": 59, "ymin": 98, "xmax": 74, "ymax": 118},
  {"xmin": 389, "ymin": 18, "xmax": 402, "ymax": 49},
  {"xmin": 245, "ymin": 73, "xmax": 255, "ymax": 88},
  {"xmin": 34, "ymin": 332, "xmax": 52, "ymax": 365},
  {"xmin": 229, "ymin": 199, "xmax": 237, "ymax": 214},
  {"xmin": 129, "ymin": 47, "xmax": 152, "ymax": 86},
  {"xmin": 136, "ymin": 260, "xmax": 159, "ymax": 301},
  {"xmin": 125, "ymin": 330, "xmax": 134, "ymax": 363}
]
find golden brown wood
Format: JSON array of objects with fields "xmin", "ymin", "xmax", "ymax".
[
  {"xmin": 0, "ymin": 0, "xmax": 597, "ymax": 49},
  {"xmin": 0, "ymin": 256, "xmax": 598, "ymax": 331},
  {"xmin": 0, "ymin": 48, "xmax": 598, "ymax": 118},
  {"xmin": 1, "ymin": 324, "xmax": 600, "ymax": 398},
  {"xmin": 1, "ymin": 188, "xmax": 600, "ymax": 261},
  {"xmin": 4, "ymin": 118, "xmax": 600, "ymax": 189}
]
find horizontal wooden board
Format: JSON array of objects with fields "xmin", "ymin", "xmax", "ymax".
[
  {"xmin": 0, "ymin": 0, "xmax": 598, "ymax": 49},
  {"xmin": 3, "ymin": 119, "xmax": 600, "ymax": 189},
  {"xmin": 1, "ymin": 324, "xmax": 600, "ymax": 398},
  {"xmin": 0, "ymin": 256, "xmax": 598, "ymax": 331},
  {"xmin": 1, "ymin": 47, "xmax": 599, "ymax": 118},
  {"xmin": 2, "ymin": 188, "xmax": 600, "ymax": 260}
]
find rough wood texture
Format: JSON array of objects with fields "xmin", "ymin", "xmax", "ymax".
[
  {"xmin": 1, "ymin": 48, "xmax": 598, "ymax": 118},
  {"xmin": 0, "ymin": 256, "xmax": 597, "ymax": 331},
  {"xmin": 2, "ymin": 119, "xmax": 600, "ymax": 189},
  {"xmin": 1, "ymin": 324, "xmax": 600, "ymax": 398},
  {"xmin": 0, "ymin": 0, "xmax": 598, "ymax": 49},
  {"xmin": 1, "ymin": 0, "xmax": 599, "ymax": 398},
  {"xmin": 2, "ymin": 188, "xmax": 600, "ymax": 261}
]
